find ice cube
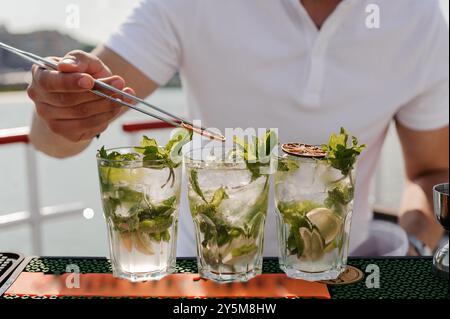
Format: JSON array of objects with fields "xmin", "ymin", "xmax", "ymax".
[
  {"xmin": 141, "ymin": 167, "xmax": 181, "ymax": 204},
  {"xmin": 219, "ymin": 176, "xmax": 267, "ymax": 226}
]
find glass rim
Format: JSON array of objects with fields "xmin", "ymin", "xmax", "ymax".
[
  {"xmin": 276, "ymin": 152, "xmax": 357, "ymax": 177},
  {"xmin": 276, "ymin": 151, "xmax": 358, "ymax": 163},
  {"xmin": 183, "ymin": 146, "xmax": 273, "ymax": 168},
  {"xmin": 276, "ymin": 153, "xmax": 321, "ymax": 161},
  {"xmin": 433, "ymin": 183, "xmax": 449, "ymax": 195},
  {"xmin": 96, "ymin": 146, "xmax": 169, "ymax": 164}
]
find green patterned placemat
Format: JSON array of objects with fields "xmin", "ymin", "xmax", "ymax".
[
  {"xmin": 2, "ymin": 257, "xmax": 448, "ymax": 300},
  {"xmin": 329, "ymin": 258, "xmax": 448, "ymax": 299}
]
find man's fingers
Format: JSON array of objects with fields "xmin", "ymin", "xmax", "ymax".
[
  {"xmin": 36, "ymin": 91, "xmax": 104, "ymax": 107},
  {"xmin": 30, "ymin": 56, "xmax": 61, "ymax": 70},
  {"xmin": 47, "ymin": 110, "xmax": 120, "ymax": 141},
  {"xmin": 92, "ymin": 75, "xmax": 126, "ymax": 96},
  {"xmin": 32, "ymin": 50, "xmax": 117, "ymax": 93},
  {"xmin": 32, "ymin": 68, "xmax": 95, "ymax": 92},
  {"xmin": 121, "ymin": 87, "xmax": 136, "ymax": 104},
  {"xmin": 34, "ymin": 76, "xmax": 129, "ymax": 119},
  {"xmin": 57, "ymin": 50, "xmax": 111, "ymax": 79},
  {"xmin": 30, "ymin": 75, "xmax": 126, "ymax": 104},
  {"xmin": 36, "ymin": 98, "xmax": 122, "ymax": 120}
]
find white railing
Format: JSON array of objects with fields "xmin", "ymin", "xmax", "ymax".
[{"xmin": 0, "ymin": 127, "xmax": 84, "ymax": 255}]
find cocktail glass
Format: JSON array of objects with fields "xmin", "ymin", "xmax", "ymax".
[
  {"xmin": 185, "ymin": 147, "xmax": 270, "ymax": 283},
  {"xmin": 97, "ymin": 147, "xmax": 181, "ymax": 282},
  {"xmin": 275, "ymin": 155, "xmax": 354, "ymax": 281},
  {"xmin": 433, "ymin": 183, "xmax": 449, "ymax": 278}
]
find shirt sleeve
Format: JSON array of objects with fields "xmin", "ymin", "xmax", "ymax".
[
  {"xmin": 395, "ymin": 1, "xmax": 449, "ymax": 131},
  {"xmin": 104, "ymin": 0, "xmax": 181, "ymax": 86}
]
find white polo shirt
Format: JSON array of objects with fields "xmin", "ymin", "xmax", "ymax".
[{"xmin": 106, "ymin": 0, "xmax": 449, "ymax": 256}]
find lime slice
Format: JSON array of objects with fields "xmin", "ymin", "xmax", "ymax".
[
  {"xmin": 120, "ymin": 232, "xmax": 132, "ymax": 252},
  {"xmin": 306, "ymin": 207, "xmax": 342, "ymax": 245},
  {"xmin": 310, "ymin": 229, "xmax": 325, "ymax": 261},
  {"xmin": 299, "ymin": 227, "xmax": 312, "ymax": 256},
  {"xmin": 133, "ymin": 232, "xmax": 155, "ymax": 255},
  {"xmin": 110, "ymin": 167, "xmax": 142, "ymax": 184},
  {"xmin": 100, "ymin": 166, "xmax": 142, "ymax": 185},
  {"xmin": 324, "ymin": 240, "xmax": 337, "ymax": 253},
  {"xmin": 299, "ymin": 227, "xmax": 325, "ymax": 261},
  {"xmin": 167, "ymin": 128, "xmax": 191, "ymax": 162},
  {"xmin": 221, "ymin": 237, "xmax": 257, "ymax": 266}
]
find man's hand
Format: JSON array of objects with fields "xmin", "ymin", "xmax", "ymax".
[
  {"xmin": 28, "ymin": 46, "xmax": 158, "ymax": 158},
  {"xmin": 27, "ymin": 50, "xmax": 135, "ymax": 143}
]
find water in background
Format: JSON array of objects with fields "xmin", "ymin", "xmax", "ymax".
[{"xmin": 0, "ymin": 89, "xmax": 405, "ymax": 256}]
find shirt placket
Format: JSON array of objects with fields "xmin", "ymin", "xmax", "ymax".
[{"xmin": 296, "ymin": 0, "xmax": 353, "ymax": 108}]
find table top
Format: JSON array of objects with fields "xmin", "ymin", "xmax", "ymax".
[{"xmin": 1, "ymin": 256, "xmax": 448, "ymax": 300}]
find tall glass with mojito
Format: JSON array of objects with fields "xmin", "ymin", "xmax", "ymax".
[
  {"xmin": 185, "ymin": 131, "xmax": 277, "ymax": 282},
  {"xmin": 96, "ymin": 130, "xmax": 191, "ymax": 282},
  {"xmin": 275, "ymin": 128, "xmax": 365, "ymax": 281}
]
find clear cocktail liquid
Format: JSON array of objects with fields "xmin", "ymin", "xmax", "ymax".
[
  {"xmin": 275, "ymin": 156, "xmax": 354, "ymax": 281},
  {"xmin": 98, "ymin": 149, "xmax": 180, "ymax": 282},
  {"xmin": 186, "ymin": 148, "xmax": 270, "ymax": 283}
]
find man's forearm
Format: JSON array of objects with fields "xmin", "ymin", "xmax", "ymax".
[
  {"xmin": 399, "ymin": 170, "xmax": 448, "ymax": 250},
  {"xmin": 29, "ymin": 113, "xmax": 91, "ymax": 158}
]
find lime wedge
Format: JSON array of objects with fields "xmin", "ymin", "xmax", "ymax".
[{"xmin": 306, "ymin": 207, "xmax": 342, "ymax": 245}]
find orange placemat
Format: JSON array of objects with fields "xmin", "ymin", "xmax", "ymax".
[{"xmin": 5, "ymin": 272, "xmax": 330, "ymax": 299}]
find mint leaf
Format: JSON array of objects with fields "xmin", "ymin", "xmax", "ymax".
[
  {"xmin": 277, "ymin": 158, "xmax": 300, "ymax": 172},
  {"xmin": 139, "ymin": 216, "xmax": 173, "ymax": 233},
  {"xmin": 98, "ymin": 146, "xmax": 108, "ymax": 159},
  {"xmin": 141, "ymin": 135, "xmax": 159, "ymax": 148},
  {"xmin": 324, "ymin": 184, "xmax": 354, "ymax": 215},
  {"xmin": 277, "ymin": 200, "xmax": 321, "ymax": 225},
  {"xmin": 321, "ymin": 127, "xmax": 366, "ymax": 176},
  {"xmin": 98, "ymin": 147, "xmax": 138, "ymax": 164},
  {"xmin": 148, "ymin": 196, "xmax": 177, "ymax": 217},
  {"xmin": 116, "ymin": 187, "xmax": 145, "ymax": 203},
  {"xmin": 135, "ymin": 131, "xmax": 192, "ymax": 187},
  {"xmin": 103, "ymin": 197, "xmax": 121, "ymax": 218},
  {"xmin": 210, "ymin": 187, "xmax": 229, "ymax": 208},
  {"xmin": 113, "ymin": 214, "xmax": 139, "ymax": 233},
  {"xmin": 233, "ymin": 136, "xmax": 257, "ymax": 162},
  {"xmin": 233, "ymin": 129, "xmax": 278, "ymax": 181},
  {"xmin": 245, "ymin": 177, "xmax": 269, "ymax": 233},
  {"xmin": 263, "ymin": 129, "xmax": 278, "ymax": 157},
  {"xmin": 231, "ymin": 243, "xmax": 257, "ymax": 257},
  {"xmin": 189, "ymin": 170, "xmax": 207, "ymax": 202}
]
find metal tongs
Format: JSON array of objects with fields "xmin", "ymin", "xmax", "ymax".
[{"xmin": 0, "ymin": 41, "xmax": 225, "ymax": 142}]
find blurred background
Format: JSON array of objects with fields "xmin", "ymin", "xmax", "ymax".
[{"xmin": 0, "ymin": 0, "xmax": 448, "ymax": 256}]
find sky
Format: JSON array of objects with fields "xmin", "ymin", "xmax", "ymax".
[
  {"xmin": 0, "ymin": 0, "xmax": 448, "ymax": 44},
  {"xmin": 0, "ymin": 0, "xmax": 141, "ymax": 44}
]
